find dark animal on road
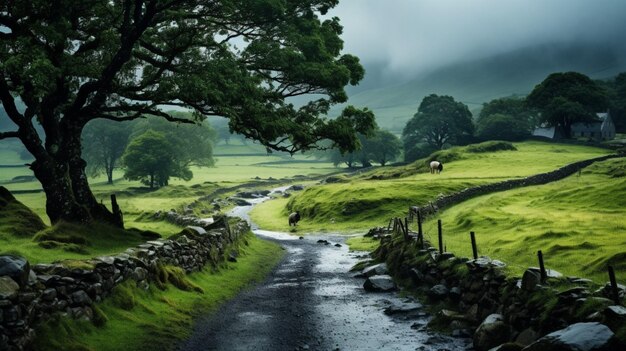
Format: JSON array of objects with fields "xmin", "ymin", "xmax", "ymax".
[
  {"xmin": 429, "ymin": 161, "xmax": 443, "ymax": 174},
  {"xmin": 288, "ymin": 211, "xmax": 301, "ymax": 226}
]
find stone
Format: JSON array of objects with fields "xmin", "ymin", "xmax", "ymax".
[
  {"xmin": 0, "ymin": 255, "xmax": 30, "ymax": 287},
  {"xmin": 132, "ymin": 267, "xmax": 148, "ymax": 282},
  {"xmin": 334, "ymin": 243, "xmax": 342, "ymax": 248},
  {"xmin": 186, "ymin": 226, "xmax": 207, "ymax": 235},
  {"xmin": 409, "ymin": 268, "xmax": 425, "ymax": 283},
  {"xmin": 363, "ymin": 275, "xmax": 397, "ymax": 292},
  {"xmin": 42, "ymin": 288, "xmax": 57, "ymax": 302},
  {"xmin": 383, "ymin": 301, "xmax": 422, "ymax": 315},
  {"xmin": 521, "ymin": 269, "xmax": 541, "ymax": 291},
  {"xmin": 70, "ymin": 290, "xmax": 93, "ymax": 307},
  {"xmin": 230, "ymin": 197, "xmax": 252, "ymax": 206},
  {"xmin": 0, "ymin": 276, "xmax": 20, "ymax": 299},
  {"xmin": 473, "ymin": 314, "xmax": 511, "ymax": 351},
  {"xmin": 523, "ymin": 322, "xmax": 617, "ymax": 351},
  {"xmin": 362, "ymin": 263, "xmax": 388, "ymax": 277},
  {"xmin": 515, "ymin": 327, "xmax": 539, "ymax": 346},
  {"xmin": 449, "ymin": 286, "xmax": 462, "ymax": 300},
  {"xmin": 489, "ymin": 344, "xmax": 523, "ymax": 351},
  {"xmin": 428, "ymin": 284, "xmax": 449, "ymax": 299}
]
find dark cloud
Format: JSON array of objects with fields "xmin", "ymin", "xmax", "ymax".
[{"xmin": 331, "ymin": 0, "xmax": 626, "ymax": 76}]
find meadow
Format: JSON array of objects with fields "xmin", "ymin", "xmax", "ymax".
[
  {"xmin": 420, "ymin": 157, "xmax": 626, "ymax": 283},
  {"xmin": 250, "ymin": 141, "xmax": 611, "ymax": 233},
  {"xmin": 0, "ymin": 139, "xmax": 340, "ymax": 262}
]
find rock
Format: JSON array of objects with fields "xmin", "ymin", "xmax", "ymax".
[
  {"xmin": 230, "ymin": 198, "xmax": 252, "ymax": 206},
  {"xmin": 70, "ymin": 290, "xmax": 93, "ymax": 307},
  {"xmin": 603, "ymin": 305, "xmax": 626, "ymax": 329},
  {"xmin": 409, "ymin": 268, "xmax": 425, "ymax": 283},
  {"xmin": 452, "ymin": 329, "xmax": 472, "ymax": 338},
  {"xmin": 515, "ymin": 328, "xmax": 539, "ymax": 346},
  {"xmin": 0, "ymin": 255, "xmax": 30, "ymax": 286},
  {"xmin": 287, "ymin": 185, "xmax": 304, "ymax": 191},
  {"xmin": 523, "ymin": 322, "xmax": 617, "ymax": 351},
  {"xmin": 334, "ymin": 243, "xmax": 342, "ymax": 248},
  {"xmin": 362, "ymin": 263, "xmax": 388, "ymax": 277},
  {"xmin": 42, "ymin": 288, "xmax": 57, "ymax": 302},
  {"xmin": 299, "ymin": 236, "xmax": 304, "ymax": 240},
  {"xmin": 449, "ymin": 286, "xmax": 462, "ymax": 300},
  {"xmin": 428, "ymin": 284, "xmax": 449, "ymax": 299},
  {"xmin": 186, "ymin": 226, "xmax": 207, "ymax": 235},
  {"xmin": 132, "ymin": 267, "xmax": 148, "ymax": 282},
  {"xmin": 363, "ymin": 275, "xmax": 397, "ymax": 292},
  {"xmin": 383, "ymin": 301, "xmax": 422, "ymax": 315},
  {"xmin": 473, "ymin": 314, "xmax": 511, "ymax": 351},
  {"xmin": 521, "ymin": 269, "xmax": 541, "ymax": 291},
  {"xmin": 317, "ymin": 239, "xmax": 329, "ymax": 245},
  {"xmin": 0, "ymin": 276, "xmax": 20, "ymax": 299}
]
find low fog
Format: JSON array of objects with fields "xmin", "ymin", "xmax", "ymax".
[{"xmin": 332, "ymin": 0, "xmax": 626, "ymax": 80}]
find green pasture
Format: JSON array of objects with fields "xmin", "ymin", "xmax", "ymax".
[
  {"xmin": 420, "ymin": 157, "xmax": 626, "ymax": 283},
  {"xmin": 250, "ymin": 141, "xmax": 611, "ymax": 234},
  {"xmin": 33, "ymin": 233, "xmax": 285, "ymax": 351}
]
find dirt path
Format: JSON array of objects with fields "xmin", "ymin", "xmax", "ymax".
[{"xmin": 176, "ymin": 189, "xmax": 470, "ymax": 350}]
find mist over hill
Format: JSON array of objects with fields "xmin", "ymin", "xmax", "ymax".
[{"xmin": 340, "ymin": 42, "xmax": 626, "ymax": 133}]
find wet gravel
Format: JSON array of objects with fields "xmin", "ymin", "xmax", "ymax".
[{"xmin": 176, "ymin": 191, "xmax": 471, "ymax": 351}]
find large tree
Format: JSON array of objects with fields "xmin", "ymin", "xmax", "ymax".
[
  {"xmin": 526, "ymin": 72, "xmax": 608, "ymax": 137},
  {"xmin": 0, "ymin": 1, "xmax": 375, "ymax": 226},
  {"xmin": 402, "ymin": 94, "xmax": 474, "ymax": 152},
  {"xmin": 368, "ymin": 129, "xmax": 401, "ymax": 166}
]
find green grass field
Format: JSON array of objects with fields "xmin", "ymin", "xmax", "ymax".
[
  {"xmin": 420, "ymin": 157, "xmax": 626, "ymax": 283},
  {"xmin": 250, "ymin": 141, "xmax": 611, "ymax": 234}
]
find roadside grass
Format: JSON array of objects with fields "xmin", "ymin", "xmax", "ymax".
[
  {"xmin": 345, "ymin": 236, "xmax": 380, "ymax": 252},
  {"xmin": 32, "ymin": 233, "xmax": 285, "ymax": 351},
  {"xmin": 251, "ymin": 141, "xmax": 611, "ymax": 234},
  {"xmin": 421, "ymin": 158, "xmax": 626, "ymax": 283}
]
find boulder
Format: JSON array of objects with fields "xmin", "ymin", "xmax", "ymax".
[
  {"xmin": 230, "ymin": 198, "xmax": 252, "ymax": 206},
  {"xmin": 0, "ymin": 255, "xmax": 30, "ymax": 286},
  {"xmin": 515, "ymin": 328, "xmax": 539, "ymax": 346},
  {"xmin": 0, "ymin": 276, "xmax": 20, "ymax": 299},
  {"xmin": 362, "ymin": 263, "xmax": 388, "ymax": 277},
  {"xmin": 428, "ymin": 284, "xmax": 449, "ymax": 300},
  {"xmin": 521, "ymin": 269, "xmax": 541, "ymax": 291},
  {"xmin": 383, "ymin": 301, "xmax": 422, "ymax": 315},
  {"xmin": 473, "ymin": 314, "xmax": 511, "ymax": 351},
  {"xmin": 363, "ymin": 275, "xmax": 397, "ymax": 292},
  {"xmin": 523, "ymin": 322, "xmax": 617, "ymax": 351}
]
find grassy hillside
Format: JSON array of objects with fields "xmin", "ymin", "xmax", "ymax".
[
  {"xmin": 421, "ymin": 157, "xmax": 626, "ymax": 283},
  {"xmin": 250, "ymin": 141, "xmax": 610, "ymax": 233}
]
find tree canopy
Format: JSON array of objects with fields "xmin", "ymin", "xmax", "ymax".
[
  {"xmin": 526, "ymin": 72, "xmax": 608, "ymax": 137},
  {"xmin": 476, "ymin": 97, "xmax": 534, "ymax": 141},
  {"xmin": 122, "ymin": 130, "xmax": 191, "ymax": 189},
  {"xmin": 402, "ymin": 94, "xmax": 474, "ymax": 159},
  {"xmin": 82, "ymin": 119, "xmax": 136, "ymax": 184},
  {"xmin": 0, "ymin": 0, "xmax": 374, "ymax": 225}
]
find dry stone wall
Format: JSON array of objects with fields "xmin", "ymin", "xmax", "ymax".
[{"xmin": 0, "ymin": 217, "xmax": 249, "ymax": 351}]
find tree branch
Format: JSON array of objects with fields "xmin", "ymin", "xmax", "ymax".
[{"xmin": 0, "ymin": 131, "xmax": 19, "ymax": 139}]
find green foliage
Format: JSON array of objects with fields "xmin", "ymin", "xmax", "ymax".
[
  {"xmin": 133, "ymin": 115, "xmax": 216, "ymax": 168},
  {"xmin": 82, "ymin": 119, "xmax": 137, "ymax": 184},
  {"xmin": 0, "ymin": 0, "xmax": 374, "ymax": 224},
  {"xmin": 465, "ymin": 141, "xmax": 517, "ymax": 153},
  {"xmin": 476, "ymin": 114, "xmax": 531, "ymax": 141},
  {"xmin": 526, "ymin": 72, "xmax": 609, "ymax": 137},
  {"xmin": 598, "ymin": 72, "xmax": 626, "ymax": 132},
  {"xmin": 402, "ymin": 94, "xmax": 475, "ymax": 161},
  {"xmin": 122, "ymin": 130, "xmax": 191, "ymax": 189}
]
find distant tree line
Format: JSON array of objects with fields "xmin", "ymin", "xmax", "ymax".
[{"xmin": 400, "ymin": 71, "xmax": 626, "ymax": 162}]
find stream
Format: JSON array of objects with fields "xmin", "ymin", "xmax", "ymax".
[{"xmin": 177, "ymin": 187, "xmax": 469, "ymax": 351}]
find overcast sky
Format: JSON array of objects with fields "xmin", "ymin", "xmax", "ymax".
[{"xmin": 330, "ymin": 0, "xmax": 626, "ymax": 77}]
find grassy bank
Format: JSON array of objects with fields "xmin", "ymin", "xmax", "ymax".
[
  {"xmin": 420, "ymin": 157, "xmax": 626, "ymax": 283},
  {"xmin": 250, "ymin": 141, "xmax": 610, "ymax": 234},
  {"xmin": 33, "ymin": 233, "xmax": 284, "ymax": 351}
]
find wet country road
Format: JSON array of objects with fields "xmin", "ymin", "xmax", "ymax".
[{"xmin": 177, "ymin": 190, "xmax": 470, "ymax": 351}]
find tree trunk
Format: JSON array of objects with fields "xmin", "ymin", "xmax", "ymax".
[
  {"xmin": 30, "ymin": 159, "xmax": 91, "ymax": 224},
  {"xmin": 68, "ymin": 152, "xmax": 123, "ymax": 227}
]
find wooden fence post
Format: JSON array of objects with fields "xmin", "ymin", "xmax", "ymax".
[
  {"xmin": 538, "ymin": 250, "xmax": 547, "ymax": 284},
  {"xmin": 608, "ymin": 265, "xmax": 621, "ymax": 305},
  {"xmin": 417, "ymin": 211, "xmax": 424, "ymax": 248},
  {"xmin": 437, "ymin": 219, "xmax": 443, "ymax": 254},
  {"xmin": 470, "ymin": 231, "xmax": 478, "ymax": 260}
]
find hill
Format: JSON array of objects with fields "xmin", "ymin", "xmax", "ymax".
[{"xmin": 337, "ymin": 43, "xmax": 626, "ymax": 132}]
